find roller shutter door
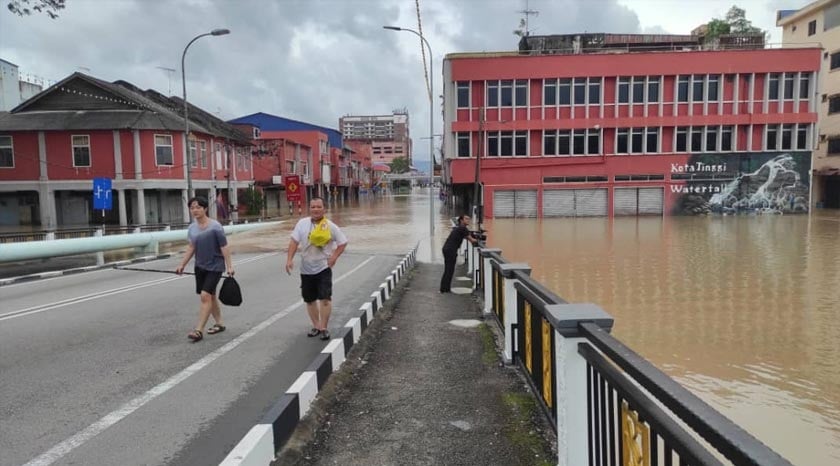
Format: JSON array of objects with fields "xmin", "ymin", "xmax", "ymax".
[
  {"xmin": 493, "ymin": 191, "xmax": 515, "ymax": 218},
  {"xmin": 515, "ymin": 190, "xmax": 538, "ymax": 218},
  {"xmin": 575, "ymin": 189, "xmax": 608, "ymax": 217},
  {"xmin": 614, "ymin": 188, "xmax": 638, "ymax": 216},
  {"xmin": 543, "ymin": 190, "xmax": 575, "ymax": 217},
  {"xmin": 638, "ymin": 187, "xmax": 664, "ymax": 215}
]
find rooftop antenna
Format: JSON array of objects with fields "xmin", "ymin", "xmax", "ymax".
[
  {"xmin": 156, "ymin": 66, "xmax": 176, "ymax": 95},
  {"xmin": 517, "ymin": 0, "xmax": 539, "ymax": 36}
]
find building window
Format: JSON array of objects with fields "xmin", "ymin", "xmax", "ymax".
[
  {"xmin": 557, "ymin": 79, "xmax": 571, "ymax": 105},
  {"xmin": 487, "ymin": 81, "xmax": 499, "ymax": 107},
  {"xmin": 457, "ymin": 132, "xmax": 471, "ymax": 157},
  {"xmin": 784, "ymin": 74, "xmax": 795, "ymax": 100},
  {"xmin": 632, "ymin": 77, "xmax": 644, "ymax": 103},
  {"xmin": 515, "ymin": 80, "xmax": 528, "ymax": 106},
  {"xmin": 797, "ymin": 125, "xmax": 809, "ymax": 149},
  {"xmin": 708, "ymin": 75, "xmax": 720, "ymax": 101},
  {"xmin": 781, "ymin": 124, "xmax": 794, "ymax": 150},
  {"xmin": 588, "ymin": 78, "xmax": 601, "ymax": 104},
  {"xmin": 768, "ymin": 73, "xmax": 780, "ymax": 100},
  {"xmin": 573, "ymin": 78, "xmax": 586, "ymax": 105},
  {"xmin": 200, "ymin": 141, "xmax": 208, "ymax": 168},
  {"xmin": 646, "ymin": 127, "xmax": 660, "ymax": 153},
  {"xmin": 766, "ymin": 124, "xmax": 779, "ymax": 150},
  {"xmin": 828, "ymin": 137, "xmax": 840, "ymax": 155},
  {"xmin": 543, "ymin": 130, "xmax": 572, "ymax": 155},
  {"xmin": 809, "ymin": 19, "xmax": 817, "ymax": 36},
  {"xmin": 676, "ymin": 127, "xmax": 688, "ymax": 152},
  {"xmin": 500, "ymin": 80, "xmax": 514, "ymax": 106},
  {"xmin": 832, "ymin": 52, "xmax": 840, "ymax": 70},
  {"xmin": 677, "ymin": 76, "xmax": 689, "ymax": 103},
  {"xmin": 691, "ymin": 127, "xmax": 703, "ymax": 152},
  {"xmin": 618, "ymin": 77, "xmax": 630, "ymax": 104},
  {"xmin": 587, "ymin": 129, "xmax": 600, "ymax": 154},
  {"xmin": 488, "ymin": 131, "xmax": 528, "ymax": 156},
  {"xmin": 0, "ymin": 136, "xmax": 13, "ymax": 168},
  {"xmin": 457, "ymin": 82, "xmax": 470, "ymax": 108},
  {"xmin": 72, "ymin": 135, "xmax": 91, "ymax": 167},
  {"xmin": 706, "ymin": 126, "xmax": 718, "ymax": 152},
  {"xmin": 253, "ymin": 127, "xmax": 261, "ymax": 139},
  {"xmin": 631, "ymin": 128, "xmax": 644, "ymax": 153},
  {"xmin": 544, "ymin": 130, "xmax": 556, "ymax": 155},
  {"xmin": 573, "ymin": 130, "xmax": 585, "ymax": 155},
  {"xmin": 830, "ymin": 95, "xmax": 840, "ymax": 114},
  {"xmin": 515, "ymin": 131, "xmax": 528, "ymax": 155},
  {"xmin": 647, "ymin": 77, "xmax": 660, "ymax": 103},
  {"xmin": 692, "ymin": 75, "xmax": 705, "ymax": 101},
  {"xmin": 155, "ymin": 134, "xmax": 174, "ymax": 166},
  {"xmin": 189, "ymin": 140, "xmax": 198, "ymax": 168},
  {"xmin": 616, "ymin": 128, "xmax": 629, "ymax": 154},
  {"xmin": 543, "ymin": 79, "xmax": 557, "ymax": 105},
  {"xmin": 800, "ymin": 73, "xmax": 810, "ymax": 99},
  {"xmin": 722, "ymin": 126, "xmax": 733, "ymax": 152}
]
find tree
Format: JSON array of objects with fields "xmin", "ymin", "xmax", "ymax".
[
  {"xmin": 389, "ymin": 156, "xmax": 410, "ymax": 174},
  {"xmin": 513, "ymin": 18, "xmax": 527, "ymax": 38},
  {"xmin": 240, "ymin": 186, "xmax": 264, "ymax": 216},
  {"xmin": 7, "ymin": 0, "xmax": 65, "ymax": 18},
  {"xmin": 704, "ymin": 5, "xmax": 765, "ymax": 42}
]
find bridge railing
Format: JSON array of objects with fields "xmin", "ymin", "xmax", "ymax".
[{"xmin": 464, "ymin": 239, "xmax": 792, "ymax": 466}]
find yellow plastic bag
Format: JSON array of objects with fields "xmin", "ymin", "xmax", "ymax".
[{"xmin": 308, "ymin": 217, "xmax": 332, "ymax": 248}]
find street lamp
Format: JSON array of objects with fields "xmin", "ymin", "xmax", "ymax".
[
  {"xmin": 383, "ymin": 25, "xmax": 435, "ymax": 237},
  {"xmin": 181, "ymin": 28, "xmax": 230, "ymax": 199}
]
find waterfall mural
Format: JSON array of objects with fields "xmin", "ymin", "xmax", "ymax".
[{"xmin": 671, "ymin": 152, "xmax": 811, "ymax": 215}]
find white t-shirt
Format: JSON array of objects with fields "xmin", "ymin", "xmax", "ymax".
[{"xmin": 290, "ymin": 217, "xmax": 348, "ymax": 275}]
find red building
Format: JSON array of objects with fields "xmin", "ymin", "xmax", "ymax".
[
  {"xmin": 442, "ymin": 34, "xmax": 820, "ymax": 219},
  {"xmin": 0, "ymin": 72, "xmax": 253, "ymax": 228}
]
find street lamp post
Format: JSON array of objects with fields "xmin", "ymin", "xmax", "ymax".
[
  {"xmin": 383, "ymin": 25, "xmax": 435, "ymax": 237},
  {"xmin": 181, "ymin": 28, "xmax": 230, "ymax": 199}
]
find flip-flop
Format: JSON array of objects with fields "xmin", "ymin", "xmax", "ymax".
[
  {"xmin": 207, "ymin": 324, "xmax": 226, "ymax": 335},
  {"xmin": 188, "ymin": 330, "xmax": 203, "ymax": 342},
  {"xmin": 307, "ymin": 328, "xmax": 321, "ymax": 337},
  {"xmin": 319, "ymin": 330, "xmax": 331, "ymax": 341}
]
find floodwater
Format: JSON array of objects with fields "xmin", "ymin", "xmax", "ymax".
[
  {"xmin": 4, "ymin": 190, "xmax": 838, "ymax": 464},
  {"xmin": 253, "ymin": 191, "xmax": 839, "ymax": 465}
]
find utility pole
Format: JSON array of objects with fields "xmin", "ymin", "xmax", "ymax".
[{"xmin": 472, "ymin": 107, "xmax": 485, "ymax": 228}]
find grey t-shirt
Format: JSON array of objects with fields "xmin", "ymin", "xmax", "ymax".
[{"xmin": 187, "ymin": 219, "xmax": 227, "ymax": 272}]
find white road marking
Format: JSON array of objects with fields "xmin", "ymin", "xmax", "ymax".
[
  {"xmin": 0, "ymin": 253, "xmax": 276, "ymax": 322},
  {"xmin": 22, "ymin": 256, "xmax": 375, "ymax": 466}
]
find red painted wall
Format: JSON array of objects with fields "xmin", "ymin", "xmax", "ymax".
[
  {"xmin": 44, "ymin": 130, "xmax": 115, "ymax": 180},
  {"xmin": 0, "ymin": 132, "xmax": 40, "ymax": 180}
]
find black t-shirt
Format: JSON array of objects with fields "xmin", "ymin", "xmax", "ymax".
[{"xmin": 443, "ymin": 224, "xmax": 470, "ymax": 252}]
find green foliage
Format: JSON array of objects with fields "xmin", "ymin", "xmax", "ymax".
[
  {"xmin": 706, "ymin": 19, "xmax": 731, "ymax": 38},
  {"xmin": 240, "ymin": 186, "xmax": 264, "ymax": 216},
  {"xmin": 389, "ymin": 156, "xmax": 410, "ymax": 174},
  {"xmin": 705, "ymin": 5, "xmax": 765, "ymax": 41},
  {"xmin": 7, "ymin": 0, "xmax": 65, "ymax": 18}
]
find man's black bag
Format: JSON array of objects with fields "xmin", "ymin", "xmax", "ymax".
[{"xmin": 219, "ymin": 276, "xmax": 243, "ymax": 306}]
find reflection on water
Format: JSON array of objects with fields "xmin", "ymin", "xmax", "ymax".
[{"xmin": 484, "ymin": 212, "xmax": 840, "ymax": 465}]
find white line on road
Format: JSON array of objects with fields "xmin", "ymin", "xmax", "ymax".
[
  {"xmin": 22, "ymin": 255, "xmax": 375, "ymax": 466},
  {"xmin": 0, "ymin": 253, "xmax": 277, "ymax": 322}
]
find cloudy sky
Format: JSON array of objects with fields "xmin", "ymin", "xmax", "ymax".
[{"xmin": 0, "ymin": 0, "xmax": 810, "ymax": 164}]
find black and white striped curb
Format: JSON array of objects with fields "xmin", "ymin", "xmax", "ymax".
[
  {"xmin": 0, "ymin": 253, "xmax": 175, "ymax": 287},
  {"xmin": 220, "ymin": 246, "xmax": 419, "ymax": 466}
]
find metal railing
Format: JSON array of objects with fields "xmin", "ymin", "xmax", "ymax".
[{"xmin": 464, "ymin": 239, "xmax": 792, "ymax": 466}]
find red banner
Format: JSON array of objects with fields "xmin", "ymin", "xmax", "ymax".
[{"xmin": 284, "ymin": 175, "xmax": 302, "ymax": 202}]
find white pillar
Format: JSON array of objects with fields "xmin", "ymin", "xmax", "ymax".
[
  {"xmin": 544, "ymin": 303, "xmax": 614, "ymax": 466},
  {"xmin": 498, "ymin": 262, "xmax": 531, "ymax": 364},
  {"xmin": 117, "ymin": 189, "xmax": 128, "ymax": 226},
  {"xmin": 480, "ymin": 248, "xmax": 502, "ymax": 316},
  {"xmin": 136, "ymin": 189, "xmax": 146, "ymax": 225}
]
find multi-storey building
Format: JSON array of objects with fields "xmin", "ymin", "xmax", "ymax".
[
  {"xmin": 778, "ymin": 0, "xmax": 840, "ymax": 208},
  {"xmin": 0, "ymin": 72, "xmax": 253, "ymax": 228},
  {"xmin": 0, "ymin": 58, "xmax": 43, "ymax": 112},
  {"xmin": 340, "ymin": 112, "xmax": 412, "ymax": 166},
  {"xmin": 442, "ymin": 33, "xmax": 820, "ymax": 218}
]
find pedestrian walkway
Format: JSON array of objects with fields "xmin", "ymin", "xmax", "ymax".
[{"xmin": 274, "ymin": 261, "xmax": 556, "ymax": 466}]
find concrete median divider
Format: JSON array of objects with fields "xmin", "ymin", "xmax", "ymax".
[{"xmin": 220, "ymin": 245, "xmax": 419, "ymax": 466}]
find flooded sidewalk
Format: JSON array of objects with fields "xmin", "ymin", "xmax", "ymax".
[{"xmin": 274, "ymin": 261, "xmax": 555, "ymax": 466}]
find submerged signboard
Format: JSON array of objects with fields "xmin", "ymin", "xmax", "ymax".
[{"xmin": 669, "ymin": 152, "xmax": 811, "ymax": 215}]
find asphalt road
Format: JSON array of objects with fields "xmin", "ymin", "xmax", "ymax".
[{"xmin": 0, "ymin": 250, "xmax": 405, "ymax": 466}]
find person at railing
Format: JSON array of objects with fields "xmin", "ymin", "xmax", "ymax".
[
  {"xmin": 440, "ymin": 214, "xmax": 478, "ymax": 293},
  {"xmin": 175, "ymin": 196, "xmax": 235, "ymax": 343}
]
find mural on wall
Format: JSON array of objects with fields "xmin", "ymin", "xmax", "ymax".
[{"xmin": 671, "ymin": 152, "xmax": 811, "ymax": 215}]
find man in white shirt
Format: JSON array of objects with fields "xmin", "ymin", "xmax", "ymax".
[{"xmin": 285, "ymin": 196, "xmax": 348, "ymax": 340}]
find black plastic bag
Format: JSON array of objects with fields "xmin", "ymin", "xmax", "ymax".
[{"xmin": 219, "ymin": 276, "xmax": 243, "ymax": 306}]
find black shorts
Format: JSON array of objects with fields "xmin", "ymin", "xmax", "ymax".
[
  {"xmin": 195, "ymin": 267, "xmax": 223, "ymax": 295},
  {"xmin": 301, "ymin": 268, "xmax": 332, "ymax": 303}
]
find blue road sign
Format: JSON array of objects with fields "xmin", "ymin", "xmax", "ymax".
[{"xmin": 93, "ymin": 177, "xmax": 113, "ymax": 210}]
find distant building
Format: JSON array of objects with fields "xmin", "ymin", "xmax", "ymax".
[
  {"xmin": 340, "ymin": 111, "xmax": 412, "ymax": 166},
  {"xmin": 778, "ymin": 0, "xmax": 840, "ymax": 208},
  {"xmin": 443, "ymin": 33, "xmax": 819, "ymax": 218},
  {"xmin": 0, "ymin": 59, "xmax": 43, "ymax": 112}
]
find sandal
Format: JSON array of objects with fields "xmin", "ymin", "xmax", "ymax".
[
  {"xmin": 307, "ymin": 328, "xmax": 321, "ymax": 337},
  {"xmin": 188, "ymin": 329, "xmax": 203, "ymax": 342},
  {"xmin": 319, "ymin": 330, "xmax": 331, "ymax": 341},
  {"xmin": 207, "ymin": 324, "xmax": 226, "ymax": 335}
]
